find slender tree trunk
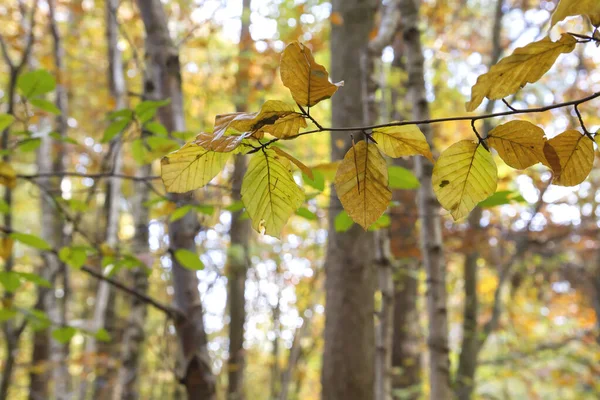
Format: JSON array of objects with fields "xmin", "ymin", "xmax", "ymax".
[
  {"xmin": 388, "ymin": 35, "xmax": 422, "ymax": 400},
  {"xmin": 227, "ymin": 1, "xmax": 252, "ymax": 398},
  {"xmin": 454, "ymin": 2, "xmax": 504, "ymax": 398},
  {"xmin": 322, "ymin": 1, "xmax": 377, "ymax": 400},
  {"xmin": 104, "ymin": 0, "xmax": 152, "ymax": 398},
  {"xmin": 47, "ymin": 2, "xmax": 71, "ymax": 397},
  {"xmin": 136, "ymin": 1, "xmax": 216, "ymax": 398},
  {"xmin": 399, "ymin": 1, "xmax": 450, "ymax": 398}
]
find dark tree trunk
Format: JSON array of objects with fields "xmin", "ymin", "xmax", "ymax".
[
  {"xmin": 322, "ymin": 1, "xmax": 377, "ymax": 400},
  {"xmin": 135, "ymin": 1, "xmax": 216, "ymax": 398}
]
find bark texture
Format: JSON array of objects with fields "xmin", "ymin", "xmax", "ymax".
[
  {"xmin": 227, "ymin": 1, "xmax": 252, "ymax": 398},
  {"xmin": 399, "ymin": 1, "xmax": 451, "ymax": 398},
  {"xmin": 322, "ymin": 1, "xmax": 377, "ymax": 400},
  {"xmin": 136, "ymin": 1, "xmax": 216, "ymax": 398}
]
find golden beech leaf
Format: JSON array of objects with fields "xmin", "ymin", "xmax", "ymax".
[
  {"xmin": 0, "ymin": 162, "xmax": 16, "ymax": 189},
  {"xmin": 0, "ymin": 237, "xmax": 13, "ymax": 260},
  {"xmin": 551, "ymin": 0, "xmax": 600, "ymax": 27},
  {"xmin": 334, "ymin": 141, "xmax": 392, "ymax": 230},
  {"xmin": 241, "ymin": 149, "xmax": 304, "ymax": 238},
  {"xmin": 280, "ymin": 42, "xmax": 343, "ymax": 107},
  {"xmin": 548, "ymin": 130, "xmax": 594, "ymax": 186},
  {"xmin": 272, "ymin": 147, "xmax": 314, "ymax": 179},
  {"xmin": 161, "ymin": 143, "xmax": 230, "ymax": 193},
  {"xmin": 194, "ymin": 132, "xmax": 246, "ymax": 153},
  {"xmin": 466, "ymin": 34, "xmax": 576, "ymax": 112},
  {"xmin": 371, "ymin": 124, "xmax": 434, "ymax": 162},
  {"xmin": 487, "ymin": 120, "xmax": 547, "ymax": 169},
  {"xmin": 542, "ymin": 141, "xmax": 562, "ymax": 178},
  {"xmin": 212, "ymin": 101, "xmax": 306, "ymax": 142},
  {"xmin": 432, "ymin": 140, "xmax": 498, "ymax": 220},
  {"xmin": 254, "ymin": 101, "xmax": 307, "ymax": 138}
]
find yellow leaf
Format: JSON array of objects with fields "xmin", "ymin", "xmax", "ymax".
[
  {"xmin": 194, "ymin": 132, "xmax": 245, "ymax": 153},
  {"xmin": 372, "ymin": 124, "xmax": 434, "ymax": 161},
  {"xmin": 334, "ymin": 141, "xmax": 391, "ymax": 230},
  {"xmin": 0, "ymin": 237, "xmax": 13, "ymax": 260},
  {"xmin": 487, "ymin": 120, "xmax": 547, "ymax": 169},
  {"xmin": 254, "ymin": 100, "xmax": 307, "ymax": 138},
  {"xmin": 542, "ymin": 141, "xmax": 562, "ymax": 177},
  {"xmin": 241, "ymin": 149, "xmax": 304, "ymax": 238},
  {"xmin": 280, "ymin": 42, "xmax": 343, "ymax": 107},
  {"xmin": 432, "ymin": 140, "xmax": 498, "ymax": 220},
  {"xmin": 212, "ymin": 101, "xmax": 306, "ymax": 142},
  {"xmin": 161, "ymin": 143, "xmax": 230, "ymax": 193},
  {"xmin": 466, "ymin": 34, "xmax": 576, "ymax": 112},
  {"xmin": 272, "ymin": 147, "xmax": 313, "ymax": 179},
  {"xmin": 549, "ymin": 130, "xmax": 593, "ymax": 186},
  {"xmin": 0, "ymin": 162, "xmax": 16, "ymax": 189},
  {"xmin": 551, "ymin": 0, "xmax": 600, "ymax": 27}
]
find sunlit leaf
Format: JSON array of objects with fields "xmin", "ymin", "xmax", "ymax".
[
  {"xmin": 95, "ymin": 328, "xmax": 112, "ymax": 342},
  {"xmin": 0, "ymin": 114, "xmax": 14, "ymax": 132},
  {"xmin": 372, "ymin": 125, "xmax": 433, "ymax": 161},
  {"xmin": 280, "ymin": 41, "xmax": 343, "ymax": 107},
  {"xmin": 388, "ymin": 165, "xmax": 420, "ymax": 189},
  {"xmin": 10, "ymin": 232, "xmax": 52, "ymax": 251},
  {"xmin": 102, "ymin": 118, "xmax": 131, "ymax": 143},
  {"xmin": 334, "ymin": 141, "xmax": 391, "ymax": 230},
  {"xmin": 487, "ymin": 120, "xmax": 547, "ymax": 169},
  {"xmin": 255, "ymin": 101, "xmax": 307, "ymax": 138},
  {"xmin": 0, "ymin": 271, "xmax": 21, "ymax": 292},
  {"xmin": 0, "ymin": 162, "xmax": 16, "ymax": 189},
  {"xmin": 303, "ymin": 169, "xmax": 325, "ymax": 192},
  {"xmin": 334, "ymin": 211, "xmax": 354, "ymax": 232},
  {"xmin": 16, "ymin": 272, "xmax": 51, "ymax": 288},
  {"xmin": 549, "ymin": 130, "xmax": 594, "ymax": 186},
  {"xmin": 161, "ymin": 143, "xmax": 230, "ymax": 193},
  {"xmin": 241, "ymin": 149, "xmax": 304, "ymax": 238},
  {"xmin": 432, "ymin": 140, "xmax": 498, "ymax": 220},
  {"xmin": 466, "ymin": 34, "xmax": 576, "ymax": 111},
  {"xmin": 17, "ymin": 69, "xmax": 56, "ymax": 98},
  {"xmin": 272, "ymin": 146, "xmax": 313, "ymax": 179},
  {"xmin": 479, "ymin": 190, "xmax": 526, "ymax": 208},
  {"xmin": 174, "ymin": 249, "xmax": 204, "ymax": 271},
  {"xmin": 194, "ymin": 131, "xmax": 246, "ymax": 153},
  {"xmin": 551, "ymin": 0, "xmax": 600, "ymax": 27},
  {"xmin": 59, "ymin": 246, "xmax": 88, "ymax": 269},
  {"xmin": 296, "ymin": 207, "xmax": 317, "ymax": 220},
  {"xmin": 51, "ymin": 326, "xmax": 77, "ymax": 344},
  {"xmin": 29, "ymin": 98, "xmax": 61, "ymax": 115},
  {"xmin": 368, "ymin": 213, "xmax": 391, "ymax": 231}
]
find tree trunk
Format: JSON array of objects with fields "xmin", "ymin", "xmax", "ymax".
[
  {"xmin": 322, "ymin": 1, "xmax": 377, "ymax": 400},
  {"xmin": 454, "ymin": 2, "xmax": 504, "ymax": 397},
  {"xmin": 227, "ymin": 1, "xmax": 252, "ymax": 398},
  {"xmin": 136, "ymin": 1, "xmax": 216, "ymax": 398},
  {"xmin": 388, "ymin": 36, "xmax": 423, "ymax": 400},
  {"xmin": 399, "ymin": 1, "xmax": 450, "ymax": 398}
]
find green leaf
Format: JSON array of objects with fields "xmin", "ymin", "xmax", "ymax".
[
  {"xmin": 368, "ymin": 213, "xmax": 391, "ymax": 231},
  {"xmin": 49, "ymin": 132, "xmax": 78, "ymax": 144},
  {"xmin": 17, "ymin": 138, "xmax": 42, "ymax": 152},
  {"xmin": 242, "ymin": 149, "xmax": 305, "ymax": 237},
  {"xmin": 27, "ymin": 309, "xmax": 51, "ymax": 331},
  {"xmin": 135, "ymin": 99, "xmax": 170, "ymax": 123},
  {"xmin": 102, "ymin": 118, "xmax": 130, "ymax": 143},
  {"xmin": 16, "ymin": 272, "xmax": 51, "ymax": 288},
  {"xmin": 29, "ymin": 98, "xmax": 61, "ymax": 115},
  {"xmin": 10, "ymin": 232, "xmax": 52, "ymax": 251},
  {"xmin": 478, "ymin": 190, "xmax": 526, "ymax": 208},
  {"xmin": 195, "ymin": 205, "xmax": 215, "ymax": 216},
  {"xmin": 0, "ymin": 114, "xmax": 14, "ymax": 132},
  {"xmin": 303, "ymin": 170, "xmax": 325, "ymax": 192},
  {"xmin": 145, "ymin": 121, "xmax": 168, "ymax": 137},
  {"xmin": 107, "ymin": 109, "xmax": 133, "ymax": 120},
  {"xmin": 17, "ymin": 70, "xmax": 56, "ymax": 98},
  {"xmin": 95, "ymin": 328, "xmax": 112, "ymax": 342},
  {"xmin": 174, "ymin": 249, "xmax": 204, "ymax": 271},
  {"xmin": 0, "ymin": 199, "xmax": 9, "ymax": 214},
  {"xmin": 388, "ymin": 166, "xmax": 420, "ymax": 189},
  {"xmin": 296, "ymin": 207, "xmax": 317, "ymax": 220},
  {"xmin": 0, "ymin": 272, "xmax": 21, "ymax": 292},
  {"xmin": 51, "ymin": 326, "xmax": 77, "ymax": 344},
  {"xmin": 170, "ymin": 205, "xmax": 192, "ymax": 222},
  {"xmin": 131, "ymin": 139, "xmax": 146, "ymax": 165},
  {"xmin": 0, "ymin": 307, "xmax": 17, "ymax": 322},
  {"xmin": 225, "ymin": 200, "xmax": 245, "ymax": 212},
  {"xmin": 58, "ymin": 246, "xmax": 87, "ymax": 269},
  {"xmin": 334, "ymin": 211, "xmax": 354, "ymax": 232}
]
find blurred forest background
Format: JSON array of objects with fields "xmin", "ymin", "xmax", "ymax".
[{"xmin": 1, "ymin": 0, "xmax": 600, "ymax": 399}]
